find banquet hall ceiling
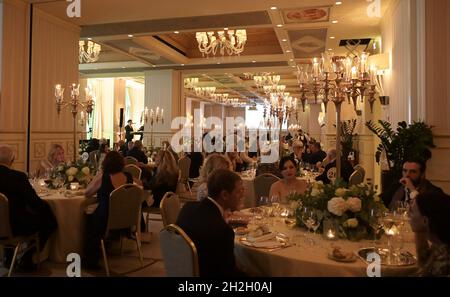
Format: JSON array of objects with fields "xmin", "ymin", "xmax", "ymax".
[{"xmin": 32, "ymin": 0, "xmax": 392, "ymax": 102}]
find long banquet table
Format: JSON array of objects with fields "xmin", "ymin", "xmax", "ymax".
[{"xmin": 234, "ymin": 211, "xmax": 418, "ymax": 277}]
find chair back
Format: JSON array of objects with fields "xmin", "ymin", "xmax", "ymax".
[
  {"xmin": 354, "ymin": 165, "xmax": 366, "ymax": 181},
  {"xmin": 348, "ymin": 170, "xmax": 364, "ymax": 186},
  {"xmin": 178, "ymin": 156, "xmax": 191, "ymax": 182},
  {"xmin": 124, "ymin": 164, "xmax": 142, "ymax": 180},
  {"xmin": 160, "ymin": 192, "xmax": 181, "ymax": 227},
  {"xmin": 106, "ymin": 184, "xmax": 144, "ymax": 235},
  {"xmin": 160, "ymin": 224, "xmax": 199, "ymax": 277},
  {"xmin": 124, "ymin": 156, "xmax": 138, "ymax": 165},
  {"xmin": 0, "ymin": 193, "xmax": 12, "ymax": 239},
  {"xmin": 254, "ymin": 173, "xmax": 280, "ymax": 204}
]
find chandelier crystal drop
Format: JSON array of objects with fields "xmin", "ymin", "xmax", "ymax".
[
  {"xmin": 196, "ymin": 29, "xmax": 247, "ymax": 57},
  {"xmin": 79, "ymin": 40, "xmax": 101, "ymax": 63}
]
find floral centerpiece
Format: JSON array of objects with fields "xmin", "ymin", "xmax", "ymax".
[
  {"xmin": 49, "ymin": 159, "xmax": 96, "ymax": 189},
  {"xmin": 288, "ymin": 179, "xmax": 387, "ymax": 241}
]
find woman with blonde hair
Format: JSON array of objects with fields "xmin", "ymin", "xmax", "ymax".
[
  {"xmin": 197, "ymin": 154, "xmax": 232, "ymax": 200},
  {"xmin": 37, "ymin": 143, "xmax": 65, "ymax": 177},
  {"xmin": 148, "ymin": 149, "xmax": 179, "ymax": 207}
]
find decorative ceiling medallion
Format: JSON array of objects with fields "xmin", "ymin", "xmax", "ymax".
[{"xmin": 282, "ymin": 6, "xmax": 330, "ymax": 23}]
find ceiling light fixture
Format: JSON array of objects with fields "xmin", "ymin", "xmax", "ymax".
[
  {"xmin": 330, "ymin": 36, "xmax": 336, "ymax": 39},
  {"xmin": 174, "ymin": 31, "xmax": 179, "ymax": 34},
  {"xmin": 277, "ymin": 24, "xmax": 283, "ymax": 27},
  {"xmin": 282, "ymin": 39, "xmax": 287, "ymax": 42},
  {"xmin": 332, "ymin": 20, "xmax": 338, "ymax": 24},
  {"xmin": 128, "ymin": 34, "xmax": 133, "ymax": 38},
  {"xmin": 270, "ymin": 6, "xmax": 277, "ymax": 10},
  {"xmin": 79, "ymin": 40, "xmax": 101, "ymax": 63},
  {"xmin": 335, "ymin": 1, "xmax": 342, "ymax": 5},
  {"xmin": 196, "ymin": 29, "xmax": 247, "ymax": 56}
]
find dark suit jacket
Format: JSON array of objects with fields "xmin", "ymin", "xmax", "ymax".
[
  {"xmin": 176, "ymin": 198, "xmax": 239, "ymax": 277},
  {"xmin": 127, "ymin": 147, "xmax": 148, "ymax": 164},
  {"xmin": 125, "ymin": 125, "xmax": 134, "ymax": 142},
  {"xmin": 315, "ymin": 158, "xmax": 354, "ymax": 184},
  {"xmin": 0, "ymin": 165, "xmax": 56, "ymax": 236},
  {"xmin": 308, "ymin": 150, "xmax": 327, "ymax": 165},
  {"xmin": 383, "ymin": 179, "xmax": 444, "ymax": 210}
]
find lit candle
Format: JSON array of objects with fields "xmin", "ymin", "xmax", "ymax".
[
  {"xmin": 326, "ymin": 229, "xmax": 336, "ymax": 239},
  {"xmin": 150, "ymin": 109, "xmax": 154, "ymax": 118},
  {"xmin": 360, "ymin": 52, "xmax": 369, "ymax": 73},
  {"xmin": 55, "ymin": 84, "xmax": 63, "ymax": 102},
  {"xmin": 80, "ymin": 111, "xmax": 85, "ymax": 120},
  {"xmin": 370, "ymin": 65, "xmax": 377, "ymax": 85},
  {"xmin": 161, "ymin": 108, "xmax": 164, "ymax": 119},
  {"xmin": 312, "ymin": 58, "xmax": 320, "ymax": 78}
]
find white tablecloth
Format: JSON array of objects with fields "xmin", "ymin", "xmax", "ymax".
[
  {"xmin": 41, "ymin": 190, "xmax": 88, "ymax": 263},
  {"xmin": 234, "ymin": 214, "xmax": 418, "ymax": 277}
]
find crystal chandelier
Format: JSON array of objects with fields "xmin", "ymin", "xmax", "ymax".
[
  {"xmin": 79, "ymin": 40, "xmax": 101, "ymax": 63},
  {"xmin": 195, "ymin": 29, "xmax": 247, "ymax": 56},
  {"xmin": 254, "ymin": 73, "xmax": 281, "ymax": 91},
  {"xmin": 184, "ymin": 77, "xmax": 199, "ymax": 90},
  {"xmin": 194, "ymin": 87, "xmax": 216, "ymax": 97}
]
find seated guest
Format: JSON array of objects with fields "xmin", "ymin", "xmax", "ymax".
[
  {"xmin": 116, "ymin": 140, "xmax": 126, "ymax": 156},
  {"xmin": 269, "ymin": 156, "xmax": 308, "ymax": 203},
  {"xmin": 84, "ymin": 151, "xmax": 141, "ymax": 269},
  {"xmin": 147, "ymin": 150, "xmax": 179, "ymax": 208},
  {"xmin": 37, "ymin": 143, "xmax": 65, "ymax": 177},
  {"xmin": 176, "ymin": 169, "xmax": 245, "ymax": 276},
  {"xmin": 197, "ymin": 154, "xmax": 232, "ymax": 201},
  {"xmin": 315, "ymin": 149, "xmax": 353, "ymax": 184},
  {"xmin": 127, "ymin": 140, "xmax": 148, "ymax": 165},
  {"xmin": 382, "ymin": 160, "xmax": 444, "ymax": 210},
  {"xmin": 188, "ymin": 151, "xmax": 204, "ymax": 181},
  {"xmin": 255, "ymin": 149, "xmax": 280, "ymax": 178},
  {"xmin": 0, "ymin": 145, "xmax": 57, "ymax": 270},
  {"xmin": 226, "ymin": 149, "xmax": 244, "ymax": 173},
  {"xmin": 162, "ymin": 140, "xmax": 179, "ymax": 164},
  {"xmin": 290, "ymin": 140, "xmax": 304, "ymax": 165},
  {"xmin": 307, "ymin": 142, "xmax": 327, "ymax": 167},
  {"xmin": 410, "ymin": 191, "xmax": 450, "ymax": 276},
  {"xmin": 95, "ymin": 143, "xmax": 110, "ymax": 168}
]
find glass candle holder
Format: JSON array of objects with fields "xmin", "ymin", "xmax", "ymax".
[
  {"xmin": 70, "ymin": 182, "xmax": 80, "ymax": 191},
  {"xmin": 323, "ymin": 219, "xmax": 338, "ymax": 240}
]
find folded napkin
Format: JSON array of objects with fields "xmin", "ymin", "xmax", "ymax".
[{"xmin": 247, "ymin": 232, "xmax": 276, "ymax": 243}]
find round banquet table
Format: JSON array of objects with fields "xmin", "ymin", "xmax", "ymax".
[
  {"xmin": 234, "ymin": 212, "xmax": 418, "ymax": 277},
  {"xmin": 40, "ymin": 190, "xmax": 90, "ymax": 263}
]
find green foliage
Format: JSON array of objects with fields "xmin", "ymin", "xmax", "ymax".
[
  {"xmin": 288, "ymin": 180, "xmax": 387, "ymax": 241},
  {"xmin": 365, "ymin": 120, "xmax": 435, "ymax": 180},
  {"xmin": 336, "ymin": 119, "xmax": 358, "ymax": 157}
]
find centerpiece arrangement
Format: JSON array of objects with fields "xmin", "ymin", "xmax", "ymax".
[
  {"xmin": 288, "ymin": 180, "xmax": 387, "ymax": 241},
  {"xmin": 49, "ymin": 159, "xmax": 96, "ymax": 189}
]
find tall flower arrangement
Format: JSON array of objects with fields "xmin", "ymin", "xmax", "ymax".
[
  {"xmin": 288, "ymin": 180, "xmax": 387, "ymax": 241},
  {"xmin": 50, "ymin": 159, "xmax": 96, "ymax": 188}
]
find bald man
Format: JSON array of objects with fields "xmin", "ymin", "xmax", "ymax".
[{"xmin": 0, "ymin": 145, "xmax": 57, "ymax": 270}]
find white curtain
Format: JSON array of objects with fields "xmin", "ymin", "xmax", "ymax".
[
  {"xmin": 89, "ymin": 78, "xmax": 115, "ymax": 142},
  {"xmin": 125, "ymin": 81, "xmax": 145, "ymax": 127}
]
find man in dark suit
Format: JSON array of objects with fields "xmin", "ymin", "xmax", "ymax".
[
  {"xmin": 0, "ymin": 145, "xmax": 57, "ymax": 269},
  {"xmin": 382, "ymin": 160, "xmax": 444, "ymax": 210},
  {"xmin": 176, "ymin": 169, "xmax": 245, "ymax": 277},
  {"xmin": 124, "ymin": 120, "xmax": 134, "ymax": 143},
  {"xmin": 127, "ymin": 140, "xmax": 148, "ymax": 165},
  {"xmin": 307, "ymin": 142, "xmax": 327, "ymax": 166}
]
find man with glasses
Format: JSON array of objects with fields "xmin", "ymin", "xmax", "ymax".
[{"xmin": 383, "ymin": 160, "xmax": 444, "ymax": 210}]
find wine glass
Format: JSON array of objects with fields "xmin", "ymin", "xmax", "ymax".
[
  {"xmin": 271, "ymin": 195, "xmax": 281, "ymax": 216},
  {"xmin": 381, "ymin": 213, "xmax": 400, "ymax": 264},
  {"xmin": 259, "ymin": 196, "xmax": 269, "ymax": 206},
  {"xmin": 369, "ymin": 208, "xmax": 383, "ymax": 250},
  {"xmin": 284, "ymin": 207, "xmax": 297, "ymax": 229}
]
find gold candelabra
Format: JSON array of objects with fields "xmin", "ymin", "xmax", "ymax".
[
  {"xmin": 295, "ymin": 52, "xmax": 379, "ymax": 179},
  {"xmin": 55, "ymin": 84, "xmax": 94, "ymax": 161},
  {"xmin": 143, "ymin": 106, "xmax": 164, "ymax": 149}
]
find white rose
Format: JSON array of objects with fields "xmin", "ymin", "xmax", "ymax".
[
  {"xmin": 65, "ymin": 167, "xmax": 78, "ymax": 176},
  {"xmin": 57, "ymin": 165, "xmax": 64, "ymax": 172},
  {"xmin": 327, "ymin": 197, "xmax": 348, "ymax": 216},
  {"xmin": 346, "ymin": 197, "xmax": 362, "ymax": 213},
  {"xmin": 290, "ymin": 200, "xmax": 301, "ymax": 209},
  {"xmin": 313, "ymin": 181, "xmax": 324, "ymax": 190},
  {"xmin": 344, "ymin": 218, "xmax": 359, "ymax": 228},
  {"xmin": 335, "ymin": 188, "xmax": 347, "ymax": 197},
  {"xmin": 67, "ymin": 175, "xmax": 74, "ymax": 182},
  {"xmin": 311, "ymin": 188, "xmax": 322, "ymax": 197},
  {"xmin": 81, "ymin": 167, "xmax": 90, "ymax": 175}
]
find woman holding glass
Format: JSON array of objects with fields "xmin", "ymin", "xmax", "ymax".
[{"xmin": 269, "ymin": 156, "xmax": 308, "ymax": 204}]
